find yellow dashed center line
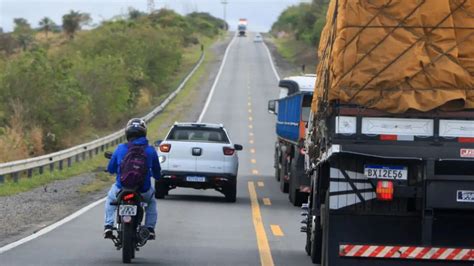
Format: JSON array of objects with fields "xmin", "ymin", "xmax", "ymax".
[
  {"xmin": 257, "ymin": 181, "xmax": 264, "ymax": 187},
  {"xmin": 249, "ymin": 139, "xmax": 254, "ymax": 144},
  {"xmin": 249, "ymin": 116, "xmax": 253, "ymax": 121},
  {"xmin": 250, "ymin": 148, "xmax": 256, "ymax": 154},
  {"xmin": 252, "ymin": 169, "xmax": 259, "ymax": 175},
  {"xmin": 262, "ymin": 198, "xmax": 272, "ymax": 206},
  {"xmin": 270, "ymin": 225, "xmax": 284, "ymax": 237},
  {"xmin": 249, "ymin": 132, "xmax": 254, "ymax": 137},
  {"xmin": 248, "ymin": 182, "xmax": 275, "ymax": 266},
  {"xmin": 251, "ymin": 159, "xmax": 257, "ymax": 164},
  {"xmin": 248, "ymin": 102, "xmax": 252, "ymax": 106},
  {"xmin": 248, "ymin": 124, "xmax": 253, "ymax": 129},
  {"xmin": 248, "ymin": 108, "xmax": 252, "ymax": 113}
]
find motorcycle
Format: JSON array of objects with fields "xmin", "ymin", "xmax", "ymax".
[{"xmin": 104, "ymin": 151, "xmax": 151, "ymax": 264}]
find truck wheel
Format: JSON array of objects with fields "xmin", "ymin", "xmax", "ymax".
[
  {"xmin": 155, "ymin": 181, "xmax": 168, "ymax": 199},
  {"xmin": 320, "ymin": 192, "xmax": 330, "ymax": 266},
  {"xmin": 310, "ymin": 209, "xmax": 323, "ymax": 263},
  {"xmin": 225, "ymin": 182, "xmax": 237, "ymax": 203},
  {"xmin": 279, "ymin": 158, "xmax": 289, "ymax": 193},
  {"xmin": 274, "ymin": 148, "xmax": 280, "ymax": 181}
]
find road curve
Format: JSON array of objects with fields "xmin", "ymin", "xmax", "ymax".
[{"xmin": 0, "ymin": 32, "xmax": 313, "ymax": 266}]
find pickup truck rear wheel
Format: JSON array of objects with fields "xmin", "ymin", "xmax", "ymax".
[
  {"xmin": 224, "ymin": 181, "xmax": 237, "ymax": 203},
  {"xmin": 155, "ymin": 181, "xmax": 168, "ymax": 199}
]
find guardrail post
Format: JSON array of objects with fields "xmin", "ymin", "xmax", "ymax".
[
  {"xmin": 27, "ymin": 169, "xmax": 33, "ymax": 178},
  {"xmin": 12, "ymin": 172, "xmax": 19, "ymax": 183},
  {"xmin": 49, "ymin": 162, "xmax": 54, "ymax": 172},
  {"xmin": 76, "ymin": 154, "xmax": 80, "ymax": 163},
  {"xmin": 0, "ymin": 175, "xmax": 4, "ymax": 183},
  {"xmin": 67, "ymin": 158, "xmax": 72, "ymax": 168},
  {"xmin": 100, "ymin": 145, "xmax": 104, "ymax": 152},
  {"xmin": 59, "ymin": 160, "xmax": 63, "ymax": 171},
  {"xmin": 105, "ymin": 143, "xmax": 109, "ymax": 149},
  {"xmin": 82, "ymin": 152, "xmax": 86, "ymax": 161},
  {"xmin": 89, "ymin": 150, "xmax": 93, "ymax": 158},
  {"xmin": 39, "ymin": 166, "xmax": 44, "ymax": 175},
  {"xmin": 95, "ymin": 147, "xmax": 99, "ymax": 155}
]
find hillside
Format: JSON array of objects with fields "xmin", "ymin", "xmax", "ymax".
[
  {"xmin": 269, "ymin": 0, "xmax": 329, "ymax": 72},
  {"xmin": 0, "ymin": 10, "xmax": 226, "ymax": 162}
]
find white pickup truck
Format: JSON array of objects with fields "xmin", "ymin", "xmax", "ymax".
[{"xmin": 155, "ymin": 123, "xmax": 242, "ymax": 202}]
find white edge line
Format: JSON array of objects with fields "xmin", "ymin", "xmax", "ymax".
[
  {"xmin": 262, "ymin": 37, "xmax": 280, "ymax": 81},
  {"xmin": 0, "ymin": 37, "xmax": 212, "ymax": 255},
  {"xmin": 0, "ymin": 198, "xmax": 106, "ymax": 254},
  {"xmin": 197, "ymin": 33, "xmax": 237, "ymax": 123}
]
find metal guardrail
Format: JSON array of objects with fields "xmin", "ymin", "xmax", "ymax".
[{"xmin": 0, "ymin": 51, "xmax": 205, "ymax": 183}]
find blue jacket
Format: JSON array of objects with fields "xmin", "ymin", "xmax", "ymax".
[{"xmin": 107, "ymin": 137, "xmax": 161, "ymax": 192}]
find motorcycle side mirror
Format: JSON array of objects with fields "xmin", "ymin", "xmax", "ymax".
[
  {"xmin": 154, "ymin": 140, "xmax": 162, "ymax": 147},
  {"xmin": 234, "ymin": 144, "xmax": 243, "ymax": 151},
  {"xmin": 104, "ymin": 151, "xmax": 112, "ymax": 159}
]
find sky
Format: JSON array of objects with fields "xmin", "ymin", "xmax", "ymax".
[{"xmin": 0, "ymin": 0, "xmax": 310, "ymax": 32}]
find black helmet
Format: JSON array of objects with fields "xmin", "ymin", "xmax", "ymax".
[{"xmin": 125, "ymin": 118, "xmax": 147, "ymax": 141}]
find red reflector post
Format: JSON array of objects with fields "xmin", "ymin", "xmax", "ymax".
[
  {"xmin": 223, "ymin": 147, "xmax": 235, "ymax": 156},
  {"xmin": 380, "ymin": 135, "xmax": 397, "ymax": 141},
  {"xmin": 160, "ymin": 144, "xmax": 171, "ymax": 153},
  {"xmin": 458, "ymin": 137, "xmax": 474, "ymax": 143},
  {"xmin": 123, "ymin": 193, "xmax": 134, "ymax": 201},
  {"xmin": 376, "ymin": 180, "xmax": 394, "ymax": 201}
]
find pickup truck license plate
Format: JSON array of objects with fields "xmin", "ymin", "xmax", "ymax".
[
  {"xmin": 186, "ymin": 176, "xmax": 206, "ymax": 182},
  {"xmin": 457, "ymin": 190, "xmax": 474, "ymax": 203},
  {"xmin": 364, "ymin": 165, "xmax": 407, "ymax": 180},
  {"xmin": 119, "ymin": 205, "xmax": 137, "ymax": 216}
]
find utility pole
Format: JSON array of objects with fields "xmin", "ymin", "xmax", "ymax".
[
  {"xmin": 221, "ymin": 0, "xmax": 228, "ymax": 30},
  {"xmin": 148, "ymin": 0, "xmax": 155, "ymax": 13}
]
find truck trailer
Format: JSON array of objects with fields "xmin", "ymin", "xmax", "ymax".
[
  {"xmin": 302, "ymin": 1, "xmax": 474, "ymax": 265},
  {"xmin": 268, "ymin": 75, "xmax": 316, "ymax": 206}
]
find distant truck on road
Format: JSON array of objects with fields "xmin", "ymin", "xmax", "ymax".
[
  {"xmin": 238, "ymin": 19, "xmax": 247, "ymax": 37},
  {"xmin": 268, "ymin": 75, "xmax": 316, "ymax": 206},
  {"xmin": 302, "ymin": 1, "xmax": 474, "ymax": 265}
]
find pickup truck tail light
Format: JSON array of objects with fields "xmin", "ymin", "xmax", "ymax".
[
  {"xmin": 376, "ymin": 180, "xmax": 394, "ymax": 201},
  {"xmin": 223, "ymin": 147, "xmax": 235, "ymax": 156},
  {"xmin": 160, "ymin": 144, "xmax": 171, "ymax": 153}
]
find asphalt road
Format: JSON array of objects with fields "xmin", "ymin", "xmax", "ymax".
[{"xmin": 0, "ymin": 33, "xmax": 313, "ymax": 266}]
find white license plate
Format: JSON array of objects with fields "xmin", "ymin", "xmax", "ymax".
[
  {"xmin": 457, "ymin": 190, "xmax": 474, "ymax": 202},
  {"xmin": 364, "ymin": 165, "xmax": 407, "ymax": 180},
  {"xmin": 186, "ymin": 176, "xmax": 206, "ymax": 182},
  {"xmin": 119, "ymin": 205, "xmax": 137, "ymax": 216}
]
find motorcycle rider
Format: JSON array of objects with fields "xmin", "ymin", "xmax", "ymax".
[{"xmin": 104, "ymin": 118, "xmax": 161, "ymax": 240}]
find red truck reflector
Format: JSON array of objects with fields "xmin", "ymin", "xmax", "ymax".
[
  {"xmin": 376, "ymin": 180, "xmax": 393, "ymax": 201},
  {"xmin": 458, "ymin": 137, "xmax": 474, "ymax": 143},
  {"xmin": 340, "ymin": 244, "xmax": 473, "ymax": 261}
]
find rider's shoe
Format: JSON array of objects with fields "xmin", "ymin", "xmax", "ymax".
[
  {"xmin": 148, "ymin": 228, "xmax": 155, "ymax": 240},
  {"xmin": 104, "ymin": 225, "xmax": 114, "ymax": 239}
]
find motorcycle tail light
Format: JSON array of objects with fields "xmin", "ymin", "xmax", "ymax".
[{"xmin": 123, "ymin": 193, "xmax": 134, "ymax": 201}]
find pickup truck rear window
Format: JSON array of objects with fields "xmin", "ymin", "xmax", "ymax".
[{"xmin": 167, "ymin": 127, "xmax": 230, "ymax": 143}]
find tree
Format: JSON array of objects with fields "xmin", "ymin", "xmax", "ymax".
[
  {"xmin": 62, "ymin": 11, "xmax": 91, "ymax": 40},
  {"xmin": 39, "ymin": 17, "xmax": 55, "ymax": 39},
  {"xmin": 12, "ymin": 18, "xmax": 34, "ymax": 51}
]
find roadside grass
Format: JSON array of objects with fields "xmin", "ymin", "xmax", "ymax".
[
  {"xmin": 0, "ymin": 34, "xmax": 221, "ymax": 197},
  {"xmin": 0, "ymin": 154, "xmax": 108, "ymax": 197}
]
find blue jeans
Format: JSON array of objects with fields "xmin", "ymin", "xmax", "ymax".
[{"xmin": 104, "ymin": 184, "xmax": 158, "ymax": 229}]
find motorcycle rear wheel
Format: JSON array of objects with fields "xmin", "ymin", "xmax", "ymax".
[{"xmin": 122, "ymin": 222, "xmax": 134, "ymax": 263}]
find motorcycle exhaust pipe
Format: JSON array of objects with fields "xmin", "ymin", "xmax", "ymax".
[{"xmin": 138, "ymin": 227, "xmax": 150, "ymax": 244}]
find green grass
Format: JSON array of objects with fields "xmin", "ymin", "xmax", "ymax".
[
  {"xmin": 272, "ymin": 36, "xmax": 310, "ymax": 63},
  {"xmin": 0, "ymin": 34, "xmax": 221, "ymax": 197}
]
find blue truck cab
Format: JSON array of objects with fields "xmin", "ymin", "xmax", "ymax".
[{"xmin": 268, "ymin": 75, "xmax": 316, "ymax": 206}]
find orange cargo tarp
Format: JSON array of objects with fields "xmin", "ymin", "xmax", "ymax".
[{"xmin": 312, "ymin": 0, "xmax": 474, "ymax": 113}]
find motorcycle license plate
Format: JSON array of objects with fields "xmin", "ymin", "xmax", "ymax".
[
  {"xmin": 119, "ymin": 205, "xmax": 137, "ymax": 216},
  {"xmin": 364, "ymin": 165, "xmax": 408, "ymax": 180}
]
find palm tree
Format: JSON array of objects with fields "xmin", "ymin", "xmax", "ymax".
[
  {"xmin": 39, "ymin": 17, "xmax": 55, "ymax": 39},
  {"xmin": 62, "ymin": 11, "xmax": 91, "ymax": 40},
  {"xmin": 12, "ymin": 18, "xmax": 33, "ymax": 51}
]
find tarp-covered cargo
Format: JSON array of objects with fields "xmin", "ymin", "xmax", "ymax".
[{"xmin": 312, "ymin": 0, "xmax": 474, "ymax": 113}]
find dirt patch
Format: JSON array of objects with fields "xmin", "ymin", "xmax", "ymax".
[{"xmin": 0, "ymin": 33, "xmax": 233, "ymax": 248}]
